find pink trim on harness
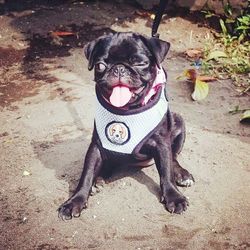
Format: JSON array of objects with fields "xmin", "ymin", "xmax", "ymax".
[{"xmin": 143, "ymin": 66, "xmax": 166, "ymax": 105}]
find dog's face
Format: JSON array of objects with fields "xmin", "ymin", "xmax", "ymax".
[{"xmin": 84, "ymin": 32, "xmax": 170, "ymax": 108}]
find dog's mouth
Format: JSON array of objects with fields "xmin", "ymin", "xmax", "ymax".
[
  {"xmin": 109, "ymin": 85, "xmax": 132, "ymax": 107},
  {"xmin": 97, "ymin": 66, "xmax": 166, "ymax": 108},
  {"xmin": 96, "ymin": 81, "xmax": 145, "ymax": 108},
  {"xmin": 109, "ymin": 84, "xmax": 145, "ymax": 108}
]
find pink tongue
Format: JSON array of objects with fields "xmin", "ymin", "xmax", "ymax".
[{"xmin": 109, "ymin": 86, "xmax": 132, "ymax": 107}]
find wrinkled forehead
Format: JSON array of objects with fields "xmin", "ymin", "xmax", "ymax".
[
  {"xmin": 98, "ymin": 33, "xmax": 150, "ymax": 62},
  {"xmin": 110, "ymin": 41, "xmax": 136, "ymax": 57}
]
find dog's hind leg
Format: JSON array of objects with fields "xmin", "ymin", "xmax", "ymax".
[
  {"xmin": 171, "ymin": 113, "xmax": 195, "ymax": 187},
  {"xmin": 90, "ymin": 160, "xmax": 113, "ymax": 195}
]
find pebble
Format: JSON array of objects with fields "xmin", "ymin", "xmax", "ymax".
[
  {"xmin": 22, "ymin": 170, "xmax": 31, "ymax": 176},
  {"xmin": 22, "ymin": 217, "xmax": 28, "ymax": 223}
]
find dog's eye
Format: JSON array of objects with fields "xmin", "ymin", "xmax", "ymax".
[
  {"xmin": 130, "ymin": 56, "xmax": 149, "ymax": 67},
  {"xmin": 134, "ymin": 62, "xmax": 149, "ymax": 67},
  {"xmin": 95, "ymin": 63, "xmax": 106, "ymax": 73},
  {"xmin": 132, "ymin": 60, "xmax": 149, "ymax": 67}
]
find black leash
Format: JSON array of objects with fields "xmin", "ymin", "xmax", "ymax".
[{"xmin": 151, "ymin": 0, "xmax": 169, "ymax": 38}]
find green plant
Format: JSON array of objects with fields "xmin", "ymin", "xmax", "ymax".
[
  {"xmin": 202, "ymin": 16, "xmax": 250, "ymax": 93},
  {"xmin": 235, "ymin": 14, "xmax": 250, "ymax": 41}
]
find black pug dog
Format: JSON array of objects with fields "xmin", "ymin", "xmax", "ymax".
[{"xmin": 58, "ymin": 32, "xmax": 194, "ymax": 220}]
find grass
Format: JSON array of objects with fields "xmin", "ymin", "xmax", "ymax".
[{"xmin": 201, "ymin": 7, "xmax": 250, "ymax": 94}]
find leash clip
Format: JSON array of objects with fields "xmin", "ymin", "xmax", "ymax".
[{"xmin": 152, "ymin": 33, "xmax": 160, "ymax": 38}]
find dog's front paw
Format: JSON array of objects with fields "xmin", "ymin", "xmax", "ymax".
[
  {"xmin": 161, "ymin": 188, "xmax": 189, "ymax": 214},
  {"xmin": 58, "ymin": 195, "xmax": 87, "ymax": 220}
]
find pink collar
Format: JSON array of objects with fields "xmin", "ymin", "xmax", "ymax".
[{"xmin": 143, "ymin": 66, "xmax": 166, "ymax": 105}]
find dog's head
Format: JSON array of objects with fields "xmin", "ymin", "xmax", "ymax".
[{"xmin": 84, "ymin": 32, "xmax": 170, "ymax": 108}]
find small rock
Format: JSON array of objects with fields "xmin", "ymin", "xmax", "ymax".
[
  {"xmin": 72, "ymin": 231, "xmax": 78, "ymax": 238},
  {"xmin": 22, "ymin": 217, "xmax": 28, "ymax": 223},
  {"xmin": 22, "ymin": 170, "xmax": 31, "ymax": 176}
]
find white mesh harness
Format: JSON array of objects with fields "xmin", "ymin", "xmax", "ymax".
[{"xmin": 94, "ymin": 67, "xmax": 168, "ymax": 155}]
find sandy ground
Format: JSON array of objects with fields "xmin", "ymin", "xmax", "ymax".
[{"xmin": 0, "ymin": 1, "xmax": 249, "ymax": 250}]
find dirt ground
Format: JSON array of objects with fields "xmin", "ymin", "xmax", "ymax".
[{"xmin": 0, "ymin": 1, "xmax": 249, "ymax": 250}]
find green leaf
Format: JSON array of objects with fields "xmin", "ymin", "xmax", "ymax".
[
  {"xmin": 237, "ymin": 15, "xmax": 250, "ymax": 25},
  {"xmin": 191, "ymin": 79, "xmax": 209, "ymax": 101},
  {"xmin": 220, "ymin": 19, "xmax": 228, "ymax": 35},
  {"xmin": 207, "ymin": 50, "xmax": 228, "ymax": 61},
  {"xmin": 225, "ymin": 18, "xmax": 235, "ymax": 24},
  {"xmin": 236, "ymin": 25, "xmax": 249, "ymax": 30},
  {"xmin": 238, "ymin": 33, "xmax": 245, "ymax": 42},
  {"xmin": 240, "ymin": 110, "xmax": 250, "ymax": 123}
]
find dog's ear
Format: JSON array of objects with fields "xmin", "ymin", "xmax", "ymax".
[
  {"xmin": 84, "ymin": 39, "xmax": 98, "ymax": 71},
  {"xmin": 139, "ymin": 35, "xmax": 170, "ymax": 67},
  {"xmin": 109, "ymin": 124, "xmax": 115, "ymax": 136},
  {"xmin": 120, "ymin": 126, "xmax": 126, "ymax": 139},
  {"xmin": 84, "ymin": 33, "xmax": 114, "ymax": 71}
]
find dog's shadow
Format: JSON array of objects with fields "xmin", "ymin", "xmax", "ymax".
[
  {"xmin": 32, "ymin": 136, "xmax": 160, "ymax": 200},
  {"xmin": 102, "ymin": 163, "xmax": 161, "ymax": 198}
]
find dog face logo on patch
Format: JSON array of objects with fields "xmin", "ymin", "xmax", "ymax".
[{"xmin": 105, "ymin": 121, "xmax": 130, "ymax": 145}]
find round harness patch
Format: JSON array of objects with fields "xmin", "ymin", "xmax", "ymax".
[{"xmin": 105, "ymin": 121, "xmax": 130, "ymax": 145}]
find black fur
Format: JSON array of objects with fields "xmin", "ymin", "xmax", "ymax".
[{"xmin": 58, "ymin": 32, "xmax": 194, "ymax": 220}]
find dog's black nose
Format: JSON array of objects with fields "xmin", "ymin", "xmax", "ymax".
[{"xmin": 113, "ymin": 64, "xmax": 126, "ymax": 77}]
